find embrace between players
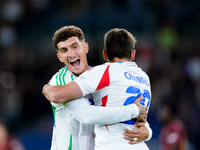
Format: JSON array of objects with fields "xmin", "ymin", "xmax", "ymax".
[{"xmin": 42, "ymin": 25, "xmax": 152, "ymax": 150}]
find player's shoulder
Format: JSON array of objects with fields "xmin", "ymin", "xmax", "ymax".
[
  {"xmin": 50, "ymin": 66, "xmax": 73, "ymax": 86},
  {"xmin": 133, "ymin": 63, "xmax": 149, "ymax": 78},
  {"xmin": 87, "ymin": 63, "xmax": 109, "ymax": 72},
  {"xmin": 57, "ymin": 66, "xmax": 68, "ymax": 74},
  {"xmin": 52, "ymin": 66, "xmax": 67, "ymax": 78}
]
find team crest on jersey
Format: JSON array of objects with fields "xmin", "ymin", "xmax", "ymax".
[{"xmin": 79, "ymin": 75, "xmax": 85, "ymax": 80}]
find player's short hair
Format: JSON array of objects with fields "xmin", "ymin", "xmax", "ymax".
[
  {"xmin": 52, "ymin": 25, "xmax": 85, "ymax": 51},
  {"xmin": 104, "ymin": 28, "xmax": 137, "ymax": 60}
]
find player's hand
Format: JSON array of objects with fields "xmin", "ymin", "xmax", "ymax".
[
  {"xmin": 123, "ymin": 122, "xmax": 149, "ymax": 144},
  {"xmin": 42, "ymin": 80, "xmax": 51, "ymax": 101},
  {"xmin": 134, "ymin": 96, "xmax": 147, "ymax": 122}
]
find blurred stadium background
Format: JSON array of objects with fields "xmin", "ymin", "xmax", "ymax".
[{"xmin": 0, "ymin": 0, "xmax": 200, "ymax": 149}]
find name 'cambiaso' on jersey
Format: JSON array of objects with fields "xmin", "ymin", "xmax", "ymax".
[{"xmin": 75, "ymin": 62, "xmax": 151, "ymax": 150}]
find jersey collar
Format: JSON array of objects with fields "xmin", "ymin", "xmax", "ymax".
[{"xmin": 65, "ymin": 65, "xmax": 92, "ymax": 77}]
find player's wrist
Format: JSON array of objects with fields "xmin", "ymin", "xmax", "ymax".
[
  {"xmin": 144, "ymin": 123, "xmax": 152, "ymax": 141},
  {"xmin": 130, "ymin": 103, "xmax": 139, "ymax": 118}
]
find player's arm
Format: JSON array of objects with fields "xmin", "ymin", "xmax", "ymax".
[
  {"xmin": 42, "ymin": 82, "xmax": 147, "ymax": 123},
  {"xmin": 42, "ymin": 81, "xmax": 83, "ymax": 103},
  {"xmin": 123, "ymin": 121, "xmax": 152, "ymax": 144},
  {"xmin": 65, "ymin": 96, "xmax": 145, "ymax": 125},
  {"xmin": 67, "ymin": 95, "xmax": 150, "ymax": 144},
  {"xmin": 42, "ymin": 65, "xmax": 110, "ymax": 103}
]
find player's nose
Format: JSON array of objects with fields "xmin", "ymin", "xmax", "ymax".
[{"xmin": 68, "ymin": 48, "xmax": 75, "ymax": 55}]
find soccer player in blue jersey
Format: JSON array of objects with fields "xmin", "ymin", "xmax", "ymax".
[{"xmin": 44, "ymin": 25, "xmax": 152, "ymax": 149}]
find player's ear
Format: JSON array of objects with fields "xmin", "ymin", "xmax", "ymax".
[
  {"xmin": 103, "ymin": 49, "xmax": 108, "ymax": 61},
  {"xmin": 84, "ymin": 42, "xmax": 89, "ymax": 54},
  {"xmin": 57, "ymin": 53, "xmax": 63, "ymax": 62},
  {"xmin": 131, "ymin": 50, "xmax": 136, "ymax": 61}
]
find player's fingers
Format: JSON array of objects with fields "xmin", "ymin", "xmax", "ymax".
[
  {"xmin": 123, "ymin": 132, "xmax": 138, "ymax": 139},
  {"xmin": 139, "ymin": 115, "xmax": 146, "ymax": 123},
  {"xmin": 144, "ymin": 113, "xmax": 147, "ymax": 121},
  {"xmin": 128, "ymin": 130, "xmax": 139, "ymax": 135},
  {"xmin": 124, "ymin": 134, "xmax": 138, "ymax": 140},
  {"xmin": 123, "ymin": 134, "xmax": 135, "ymax": 139},
  {"xmin": 141, "ymin": 105, "xmax": 147, "ymax": 115},
  {"xmin": 123, "ymin": 129, "xmax": 138, "ymax": 135},
  {"xmin": 124, "ymin": 136, "xmax": 139, "ymax": 142},
  {"xmin": 141, "ymin": 111, "xmax": 147, "ymax": 122},
  {"xmin": 134, "ymin": 95, "xmax": 143, "ymax": 104},
  {"xmin": 145, "ymin": 109, "xmax": 147, "ymax": 115},
  {"xmin": 133, "ymin": 122, "xmax": 144, "ymax": 128},
  {"xmin": 129, "ymin": 139, "xmax": 140, "ymax": 145},
  {"xmin": 145, "ymin": 106, "xmax": 148, "ymax": 111}
]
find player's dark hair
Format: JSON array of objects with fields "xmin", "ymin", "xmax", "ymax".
[
  {"xmin": 52, "ymin": 25, "xmax": 85, "ymax": 51},
  {"xmin": 104, "ymin": 28, "xmax": 137, "ymax": 60}
]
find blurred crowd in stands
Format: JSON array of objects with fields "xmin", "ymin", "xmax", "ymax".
[{"xmin": 0, "ymin": 0, "xmax": 200, "ymax": 149}]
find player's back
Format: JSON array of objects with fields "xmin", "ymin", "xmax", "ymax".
[
  {"xmin": 77, "ymin": 62, "xmax": 151, "ymax": 150},
  {"xmin": 95, "ymin": 62, "xmax": 150, "ymax": 149},
  {"xmin": 92, "ymin": 62, "xmax": 151, "ymax": 107}
]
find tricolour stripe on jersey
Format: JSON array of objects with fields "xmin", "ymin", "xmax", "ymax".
[
  {"xmin": 71, "ymin": 74, "xmax": 74, "ymax": 81},
  {"xmin": 56, "ymin": 68, "xmax": 62, "ymax": 85},
  {"xmin": 52, "ymin": 67, "xmax": 68, "ymax": 126},
  {"xmin": 56, "ymin": 67, "xmax": 67, "ymax": 85},
  {"xmin": 55, "ymin": 67, "xmax": 73, "ymax": 150},
  {"xmin": 96, "ymin": 65, "xmax": 110, "ymax": 91},
  {"xmin": 68, "ymin": 132, "xmax": 72, "ymax": 150},
  {"xmin": 62, "ymin": 68, "xmax": 67, "ymax": 84},
  {"xmin": 69, "ymin": 74, "xmax": 73, "ymax": 150},
  {"xmin": 51, "ymin": 105, "xmax": 56, "ymax": 127}
]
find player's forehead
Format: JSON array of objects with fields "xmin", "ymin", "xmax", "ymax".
[{"xmin": 57, "ymin": 36, "xmax": 83, "ymax": 49}]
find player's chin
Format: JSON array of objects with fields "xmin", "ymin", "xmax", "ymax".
[{"xmin": 71, "ymin": 67, "xmax": 82, "ymax": 75}]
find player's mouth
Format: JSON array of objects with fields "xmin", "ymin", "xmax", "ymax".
[{"xmin": 70, "ymin": 58, "xmax": 80, "ymax": 69}]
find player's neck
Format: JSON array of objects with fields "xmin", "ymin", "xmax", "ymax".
[{"xmin": 108, "ymin": 57, "xmax": 131, "ymax": 63}]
